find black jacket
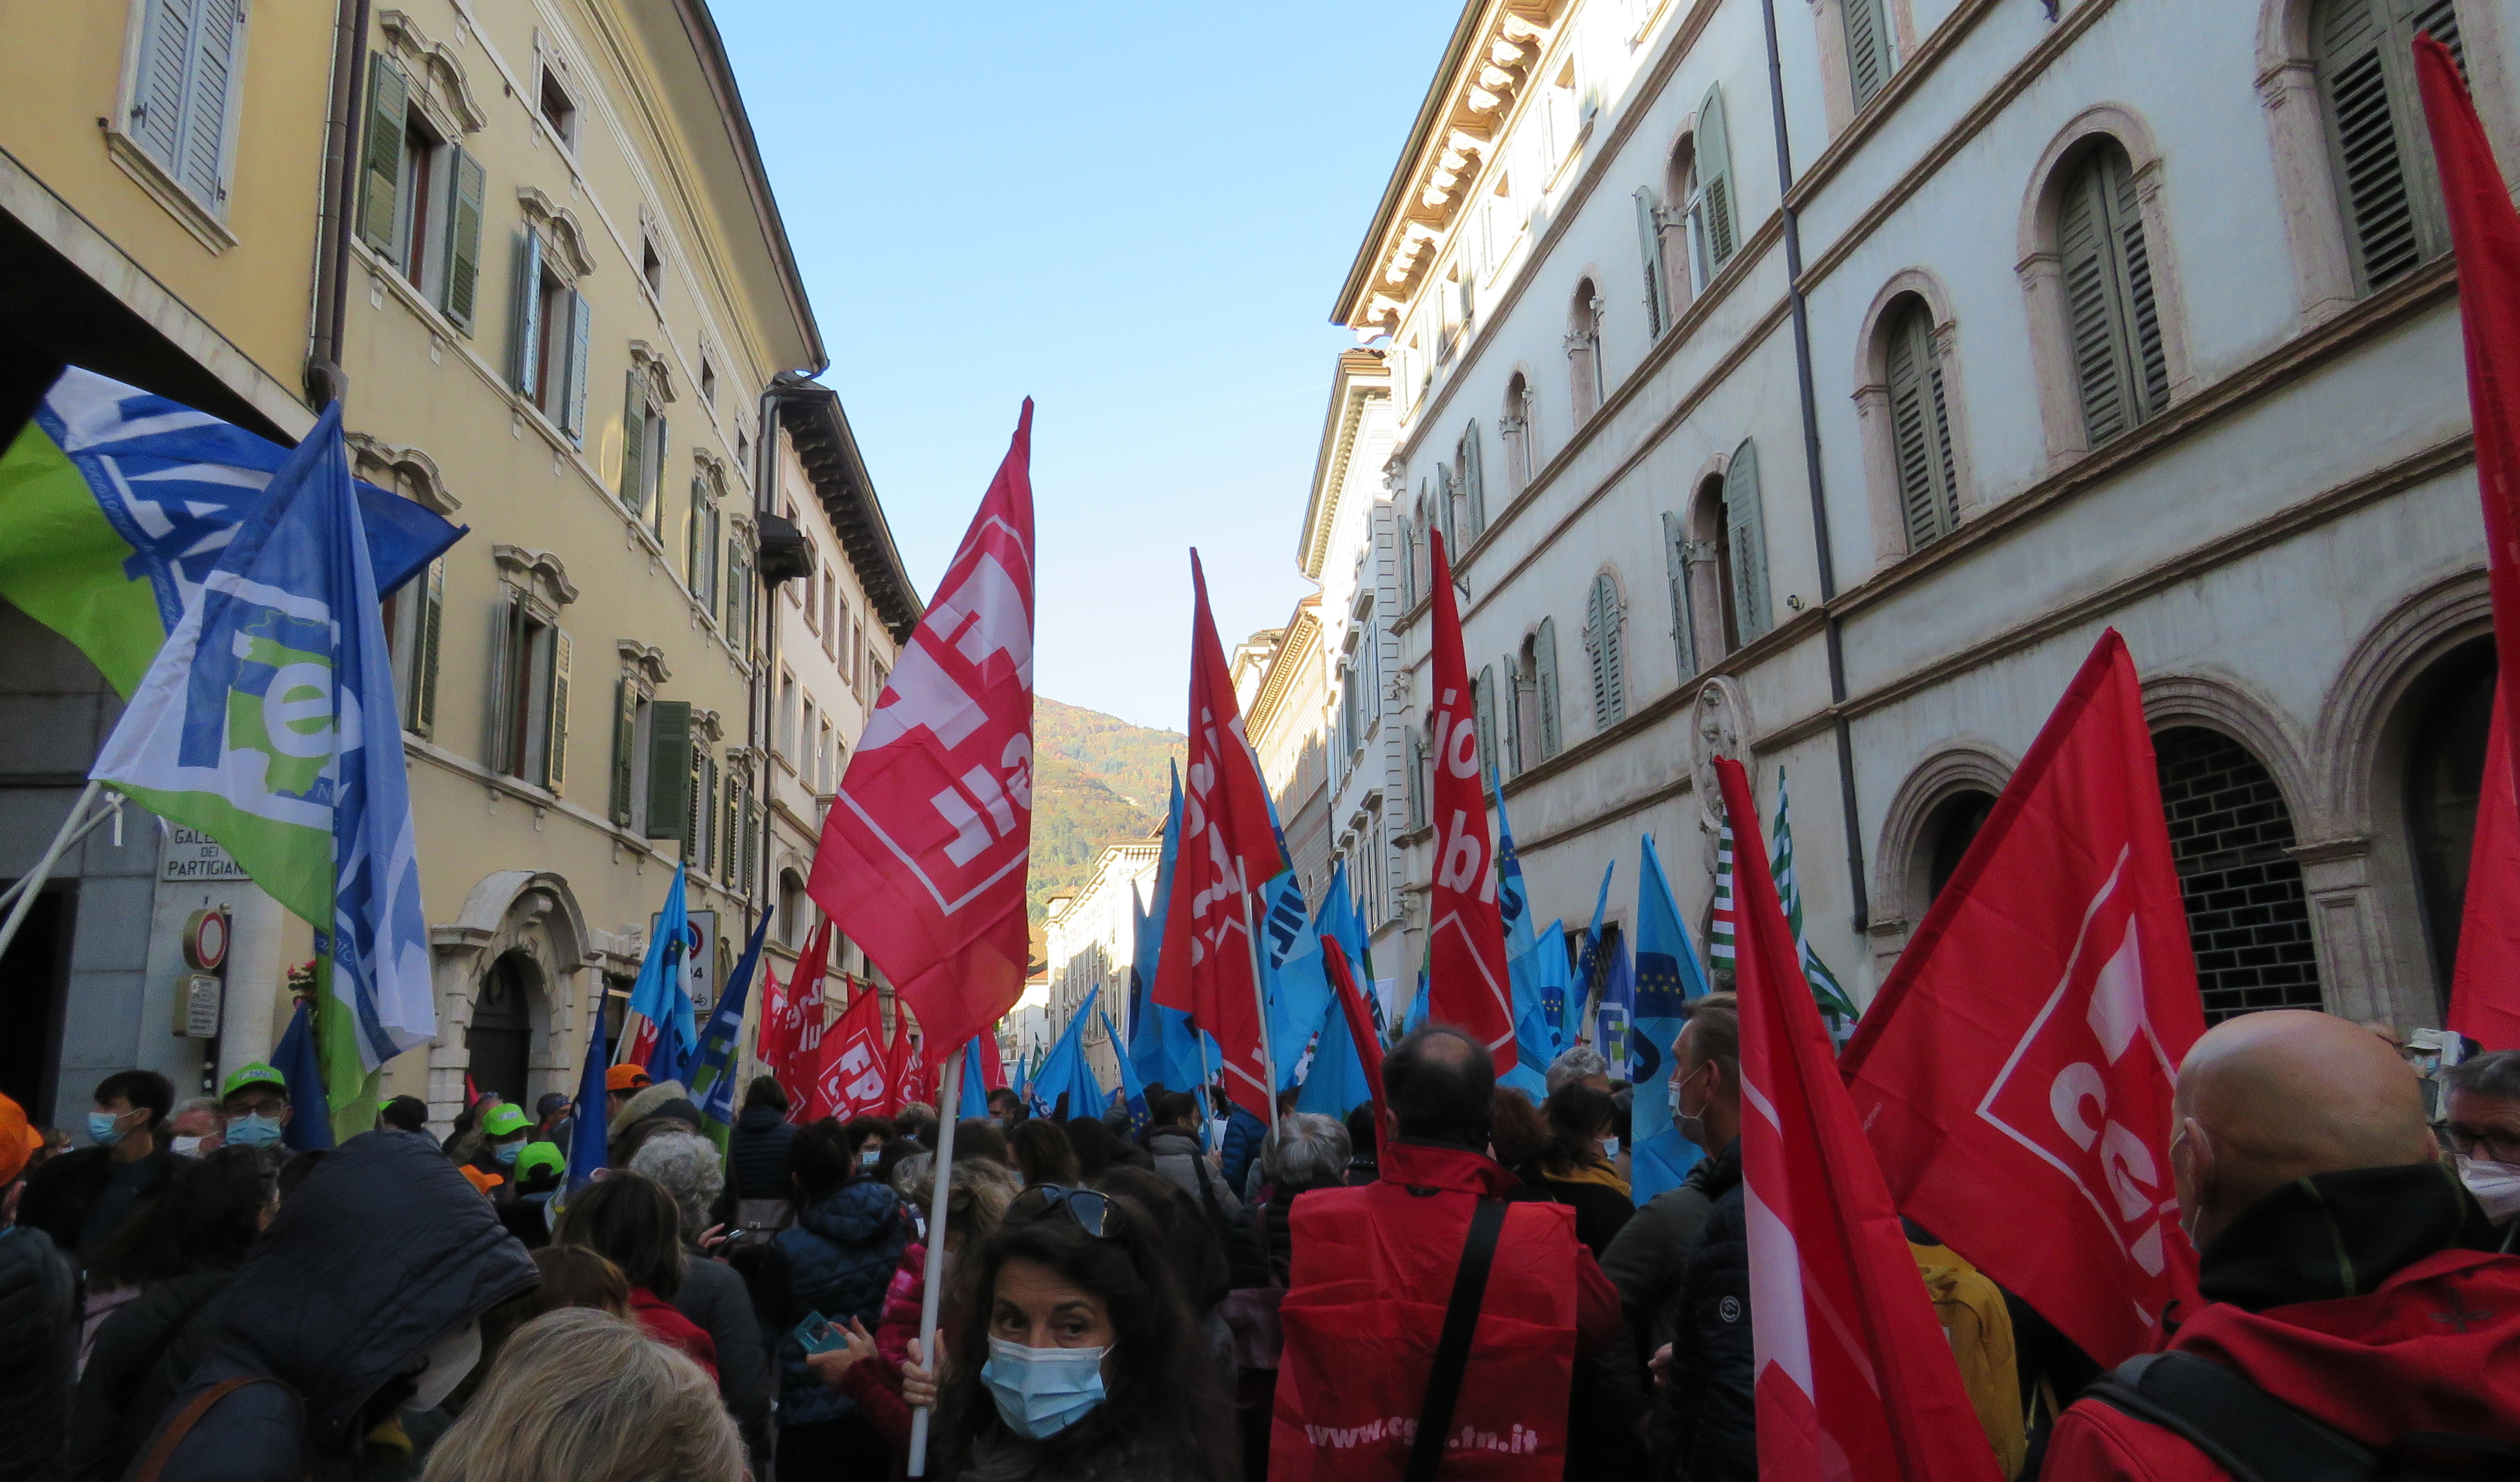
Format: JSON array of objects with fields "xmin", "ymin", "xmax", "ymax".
[
  {"xmin": 128, "ymin": 1131, "xmax": 538, "ymax": 1482},
  {"xmin": 66, "ymin": 1270, "xmax": 234, "ymax": 1482},
  {"xmin": 725, "ymin": 1106, "xmax": 795, "ymax": 1203},
  {"xmin": 672, "ymin": 1255, "xmax": 771, "ymax": 1458},
  {"xmin": 18, "ymin": 1146, "xmax": 178, "ymax": 1262},
  {"xmin": 0, "ymin": 1226, "xmax": 75, "ymax": 1482},
  {"xmin": 1598, "ymin": 1175, "xmax": 1717, "ymax": 1436},
  {"xmin": 1670, "ymin": 1138, "xmax": 1752, "ymax": 1482}
]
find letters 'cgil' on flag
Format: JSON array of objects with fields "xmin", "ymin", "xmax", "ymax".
[
  {"xmin": 1842, "ymin": 629, "xmax": 2206, "ymax": 1369},
  {"xmin": 88, "ymin": 404, "xmax": 438, "ymax": 1116},
  {"xmin": 1419, "ymin": 530, "xmax": 1515, "ymax": 1068},
  {"xmin": 1631, "ymin": 833, "xmax": 1708, "ymax": 1203},
  {"xmin": 808, "ymin": 401, "xmax": 1036, "ymax": 1063},
  {"xmin": 1768, "ymin": 768, "xmax": 1860, "ymax": 1038},
  {"xmin": 1152, "ymin": 551, "xmax": 1282, "ymax": 1118},
  {"xmin": 1714, "ymin": 757, "xmax": 2005, "ymax": 1482},
  {"xmin": 0, "ymin": 366, "xmax": 463, "ymax": 698},
  {"xmin": 628, "ymin": 862, "xmax": 697, "ymax": 1084},
  {"xmin": 691, "ymin": 910, "xmax": 773, "ymax": 1151}
]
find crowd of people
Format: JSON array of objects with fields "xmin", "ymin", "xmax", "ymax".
[{"xmin": 0, "ymin": 1000, "xmax": 2512, "ymax": 1481}]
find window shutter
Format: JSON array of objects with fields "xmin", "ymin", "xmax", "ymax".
[
  {"xmin": 2111, "ymin": 155, "xmax": 2171, "ymax": 422},
  {"xmin": 1699, "ymin": 85, "xmax": 1739, "ymax": 272},
  {"xmin": 1398, "ymin": 519, "xmax": 1418, "ymax": 609},
  {"xmin": 1636, "ymin": 185, "xmax": 1667, "ymax": 337},
  {"xmin": 508, "ymin": 229, "xmax": 542, "ymax": 395},
  {"xmin": 441, "ymin": 147, "xmax": 486, "ymax": 330},
  {"xmin": 360, "ymin": 54, "xmax": 407, "ymax": 254},
  {"xmin": 1585, "ymin": 577, "xmax": 1610, "ymax": 725},
  {"xmin": 645, "ymin": 701, "xmax": 692, "ymax": 841},
  {"xmin": 133, "ymin": 0, "xmax": 191, "ymax": 170},
  {"xmin": 178, "ymin": 0, "xmax": 241, "ymax": 206},
  {"xmin": 705, "ymin": 503, "xmax": 722, "ymax": 619},
  {"xmin": 1844, "ymin": 0, "xmax": 1895, "ymax": 109},
  {"xmin": 1461, "ymin": 424, "xmax": 1487, "ymax": 540},
  {"xmin": 1888, "ymin": 305, "xmax": 1960, "ymax": 550},
  {"xmin": 1407, "ymin": 730, "xmax": 1428, "ymax": 829},
  {"xmin": 1535, "ymin": 618, "xmax": 1562, "ymax": 758},
  {"xmin": 2314, "ymin": 0, "xmax": 2461, "ymax": 292},
  {"xmin": 542, "ymin": 629, "xmax": 570, "ymax": 793},
  {"xmin": 620, "ymin": 374, "xmax": 648, "ymax": 511},
  {"xmin": 610, "ymin": 679, "xmax": 637, "ymax": 826},
  {"xmin": 649, "ymin": 417, "xmax": 670, "ymax": 538},
  {"xmin": 1475, "ymin": 664, "xmax": 1501, "ymax": 786},
  {"xmin": 1435, "ymin": 463, "xmax": 1458, "ymax": 556},
  {"xmin": 563, "ymin": 292, "xmax": 593, "ymax": 444},
  {"xmin": 485, "ymin": 589, "xmax": 521, "ymax": 773},
  {"xmin": 1662, "ymin": 510, "xmax": 1698, "ymax": 679},
  {"xmin": 416, "ymin": 558, "xmax": 444, "ymax": 736},
  {"xmin": 1724, "ymin": 440, "xmax": 1773, "ymax": 639},
  {"xmin": 1502, "ymin": 652, "xmax": 1525, "ymax": 777},
  {"xmin": 2059, "ymin": 145, "xmax": 2167, "ymax": 446},
  {"xmin": 686, "ymin": 481, "xmax": 705, "ymax": 594},
  {"xmin": 1602, "ymin": 576, "xmax": 1626, "ymax": 725}
]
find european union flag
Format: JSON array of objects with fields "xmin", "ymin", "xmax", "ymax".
[{"xmin": 1633, "ymin": 833, "xmax": 1711, "ymax": 1201}]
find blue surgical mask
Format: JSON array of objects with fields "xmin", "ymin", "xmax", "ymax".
[
  {"xmin": 1600, "ymin": 1137, "xmax": 1620, "ymax": 1161},
  {"xmin": 226, "ymin": 1113, "xmax": 284, "ymax": 1149},
  {"xmin": 494, "ymin": 1140, "xmax": 524, "ymax": 1166},
  {"xmin": 980, "ymin": 1335, "xmax": 1107, "ymax": 1439},
  {"xmin": 86, "ymin": 1112, "xmax": 126, "ymax": 1147}
]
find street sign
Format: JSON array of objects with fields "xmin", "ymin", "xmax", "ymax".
[
  {"xmin": 650, "ymin": 909, "xmax": 721, "ymax": 1011},
  {"xmin": 176, "ymin": 973, "xmax": 222, "ymax": 1038},
  {"xmin": 161, "ymin": 825, "xmax": 249, "ymax": 882},
  {"xmin": 183, "ymin": 908, "xmax": 229, "ymax": 971}
]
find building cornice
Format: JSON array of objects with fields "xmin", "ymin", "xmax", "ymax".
[
  {"xmin": 1299, "ymin": 351, "xmax": 1393, "ymax": 580},
  {"xmin": 1246, "ymin": 602, "xmax": 1323, "ymax": 743},
  {"xmin": 770, "ymin": 377, "xmax": 924, "ymax": 640}
]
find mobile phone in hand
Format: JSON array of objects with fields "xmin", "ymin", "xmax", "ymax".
[{"xmin": 793, "ymin": 1313, "xmax": 848, "ymax": 1355}]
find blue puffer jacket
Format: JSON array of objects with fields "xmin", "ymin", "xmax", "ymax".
[
  {"xmin": 765, "ymin": 1178, "xmax": 908, "ymax": 1427},
  {"xmin": 726, "ymin": 1105, "xmax": 795, "ymax": 1202},
  {"xmin": 1218, "ymin": 1106, "xmax": 1268, "ymax": 1196}
]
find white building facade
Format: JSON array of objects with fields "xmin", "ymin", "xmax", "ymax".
[
  {"xmin": 1331, "ymin": 0, "xmax": 2505, "ymax": 1035},
  {"xmin": 1039, "ymin": 839, "xmax": 1161, "ymax": 1087}
]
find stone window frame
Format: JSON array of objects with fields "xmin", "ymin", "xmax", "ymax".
[{"xmin": 1852, "ymin": 269, "xmax": 1978, "ymax": 571}]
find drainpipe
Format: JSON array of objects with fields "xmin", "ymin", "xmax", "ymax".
[
  {"xmin": 1760, "ymin": 0, "xmax": 1870, "ymax": 935},
  {"xmin": 751, "ymin": 380, "xmax": 783, "ymax": 940},
  {"xmin": 307, "ymin": 0, "xmax": 372, "ymax": 410}
]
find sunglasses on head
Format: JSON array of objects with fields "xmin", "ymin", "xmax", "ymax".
[{"xmin": 1009, "ymin": 1183, "xmax": 1117, "ymax": 1239}]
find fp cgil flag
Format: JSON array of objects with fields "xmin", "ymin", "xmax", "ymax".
[
  {"xmin": 1842, "ymin": 630, "xmax": 2206, "ymax": 1367},
  {"xmin": 808, "ymin": 403, "xmax": 1036, "ymax": 1059},
  {"xmin": 1714, "ymin": 758, "xmax": 2003, "ymax": 1482},
  {"xmin": 1421, "ymin": 530, "xmax": 1514, "ymax": 1069},
  {"xmin": 1152, "ymin": 551, "xmax": 1281, "ymax": 1117}
]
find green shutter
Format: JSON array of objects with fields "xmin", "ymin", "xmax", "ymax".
[
  {"xmin": 544, "ymin": 629, "xmax": 570, "ymax": 793},
  {"xmin": 1662, "ymin": 511, "xmax": 1698, "ymax": 680},
  {"xmin": 1844, "ymin": 0, "xmax": 1895, "ymax": 109},
  {"xmin": 1475, "ymin": 664, "xmax": 1501, "ymax": 785},
  {"xmin": 645, "ymin": 701, "xmax": 692, "ymax": 841},
  {"xmin": 1590, "ymin": 574, "xmax": 1625, "ymax": 726},
  {"xmin": 563, "ymin": 292, "xmax": 593, "ymax": 443},
  {"xmin": 2313, "ymin": 0, "xmax": 2461, "ymax": 293},
  {"xmin": 650, "ymin": 418, "xmax": 670, "ymax": 539},
  {"xmin": 1501, "ymin": 651, "xmax": 1524, "ymax": 777},
  {"xmin": 442, "ymin": 148, "xmax": 486, "ymax": 331},
  {"xmin": 359, "ymin": 55, "xmax": 408, "ymax": 255},
  {"xmin": 508, "ymin": 229, "xmax": 541, "ymax": 395},
  {"xmin": 416, "ymin": 558, "xmax": 444, "ymax": 736},
  {"xmin": 1888, "ymin": 303, "xmax": 1960, "ymax": 550},
  {"xmin": 485, "ymin": 589, "xmax": 521, "ymax": 773},
  {"xmin": 610, "ymin": 679, "xmax": 637, "ymax": 826},
  {"xmin": 620, "ymin": 374, "xmax": 648, "ymax": 511},
  {"xmin": 1699, "ymin": 84, "xmax": 1738, "ymax": 272},
  {"xmin": 1460, "ymin": 423, "xmax": 1486, "ymax": 540},
  {"xmin": 1724, "ymin": 439, "xmax": 1772, "ymax": 640},
  {"xmin": 1636, "ymin": 185, "xmax": 1667, "ymax": 338},
  {"xmin": 1435, "ymin": 463, "xmax": 1458, "ymax": 556},
  {"xmin": 2059, "ymin": 144, "xmax": 2167, "ymax": 447},
  {"xmin": 1534, "ymin": 618, "xmax": 1562, "ymax": 759}
]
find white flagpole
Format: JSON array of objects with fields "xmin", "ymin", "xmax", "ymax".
[
  {"xmin": 0, "ymin": 780, "xmax": 102, "ymax": 962},
  {"xmin": 906, "ymin": 1051, "xmax": 962, "ymax": 1477},
  {"xmin": 1241, "ymin": 885, "xmax": 1280, "ymax": 1130}
]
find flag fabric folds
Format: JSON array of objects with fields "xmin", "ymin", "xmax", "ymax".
[
  {"xmin": 765, "ymin": 920, "xmax": 831, "ymax": 1106},
  {"xmin": 0, "ymin": 366, "xmax": 463, "ymax": 698},
  {"xmin": 1495, "ymin": 779, "xmax": 1537, "ymax": 959},
  {"xmin": 88, "ymin": 405, "xmax": 438, "ymax": 1115},
  {"xmin": 568, "ymin": 982, "xmax": 611, "ymax": 1194},
  {"xmin": 1714, "ymin": 757, "xmax": 2004, "ymax": 1482},
  {"xmin": 628, "ymin": 863, "xmax": 697, "ymax": 1084},
  {"xmin": 1768, "ymin": 769, "xmax": 1859, "ymax": 1036},
  {"xmin": 808, "ymin": 402, "xmax": 1036, "ymax": 1061},
  {"xmin": 1027, "ymin": 985, "xmax": 1107, "ymax": 1119},
  {"xmin": 808, "ymin": 988, "xmax": 891, "ymax": 1123},
  {"xmin": 2452, "ymin": 705, "xmax": 2520, "ymax": 1048},
  {"xmin": 1319, "ymin": 934, "xmax": 1387, "ymax": 1131},
  {"xmin": 1573, "ymin": 861, "xmax": 1616, "ymax": 1049},
  {"xmin": 1259, "ymin": 850, "xmax": 1331, "ymax": 1094},
  {"xmin": 959, "ymin": 1037, "xmax": 994, "ymax": 1120},
  {"xmin": 1099, "ymin": 1005, "xmax": 1151, "ymax": 1135},
  {"xmin": 1152, "ymin": 551, "xmax": 1281, "ymax": 1116},
  {"xmin": 1841, "ymin": 629, "xmax": 2206, "ymax": 1368},
  {"xmin": 1419, "ymin": 530, "xmax": 1515, "ymax": 1067},
  {"xmin": 1631, "ymin": 833, "xmax": 1708, "ymax": 1202},
  {"xmin": 271, "ymin": 998, "xmax": 335, "ymax": 1151},
  {"xmin": 1129, "ymin": 764, "xmax": 1210, "ymax": 1094},
  {"xmin": 692, "ymin": 911, "xmax": 772, "ymax": 1150}
]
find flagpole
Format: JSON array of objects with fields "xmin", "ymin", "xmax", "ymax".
[
  {"xmin": 1240, "ymin": 885, "xmax": 1280, "ymax": 1130},
  {"xmin": 906, "ymin": 1051, "xmax": 961, "ymax": 1478},
  {"xmin": 0, "ymin": 780, "xmax": 102, "ymax": 962}
]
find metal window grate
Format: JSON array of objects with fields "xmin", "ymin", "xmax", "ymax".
[{"xmin": 2154, "ymin": 727, "xmax": 2323, "ymax": 1022}]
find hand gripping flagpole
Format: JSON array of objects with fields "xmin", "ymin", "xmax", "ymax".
[{"xmin": 907, "ymin": 1051, "xmax": 962, "ymax": 1477}]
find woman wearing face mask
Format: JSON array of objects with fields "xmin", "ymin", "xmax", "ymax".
[
  {"xmin": 924, "ymin": 1183, "xmax": 1237, "ymax": 1481},
  {"xmin": 1532, "ymin": 1083, "xmax": 1634, "ymax": 1258},
  {"xmin": 843, "ymin": 1116, "xmax": 899, "ymax": 1172}
]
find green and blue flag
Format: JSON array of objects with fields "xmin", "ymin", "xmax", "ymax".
[{"xmin": 692, "ymin": 911, "xmax": 772, "ymax": 1150}]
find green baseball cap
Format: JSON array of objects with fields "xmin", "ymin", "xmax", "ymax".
[
  {"xmin": 481, "ymin": 1102, "xmax": 531, "ymax": 1139},
  {"xmin": 514, "ymin": 1142, "xmax": 565, "ymax": 1180},
  {"xmin": 221, "ymin": 1063, "xmax": 287, "ymax": 1100}
]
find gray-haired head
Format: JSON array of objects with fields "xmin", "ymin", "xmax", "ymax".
[
  {"xmin": 1545, "ymin": 1045, "xmax": 1611, "ymax": 1095},
  {"xmin": 2443, "ymin": 1048, "xmax": 2520, "ymax": 1104},
  {"xmin": 627, "ymin": 1129, "xmax": 725, "ymax": 1245},
  {"xmin": 1259, "ymin": 1112, "xmax": 1353, "ymax": 1193}
]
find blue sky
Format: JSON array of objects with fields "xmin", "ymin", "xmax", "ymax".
[{"xmin": 716, "ymin": 3, "xmax": 1460, "ymax": 731}]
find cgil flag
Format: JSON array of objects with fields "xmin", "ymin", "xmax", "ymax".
[
  {"xmin": 89, "ymin": 405, "xmax": 437, "ymax": 1110},
  {"xmin": 1842, "ymin": 630, "xmax": 2205, "ymax": 1368},
  {"xmin": 0, "ymin": 366, "xmax": 462, "ymax": 699},
  {"xmin": 1716, "ymin": 758, "xmax": 2005, "ymax": 1482},
  {"xmin": 808, "ymin": 402, "xmax": 1036, "ymax": 1061},
  {"xmin": 1420, "ymin": 530, "xmax": 1515, "ymax": 1067}
]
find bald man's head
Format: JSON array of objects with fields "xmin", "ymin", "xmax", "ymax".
[{"xmin": 2171, "ymin": 1010, "xmax": 2440, "ymax": 1250}]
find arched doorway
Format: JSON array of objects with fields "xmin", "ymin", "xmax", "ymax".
[
  {"xmin": 2154, "ymin": 727, "xmax": 2323, "ymax": 1022},
  {"xmin": 2400, "ymin": 638, "xmax": 2495, "ymax": 1016},
  {"xmin": 466, "ymin": 952, "xmax": 538, "ymax": 1105},
  {"xmin": 1920, "ymin": 789, "xmax": 1996, "ymax": 907}
]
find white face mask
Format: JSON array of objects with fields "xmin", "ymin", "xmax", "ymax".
[
  {"xmin": 170, "ymin": 1135, "xmax": 207, "ymax": 1158},
  {"xmin": 404, "ymin": 1321, "xmax": 483, "ymax": 1412},
  {"xmin": 2458, "ymin": 1154, "xmax": 2520, "ymax": 1222}
]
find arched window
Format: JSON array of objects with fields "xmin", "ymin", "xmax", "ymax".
[
  {"xmin": 1455, "ymin": 423, "xmax": 1488, "ymax": 544},
  {"xmin": 2154, "ymin": 726, "xmax": 2324, "ymax": 1021},
  {"xmin": 1842, "ymin": 0, "xmax": 1898, "ymax": 108},
  {"xmin": 1920, "ymin": 789, "xmax": 1994, "ymax": 905},
  {"xmin": 1689, "ymin": 476, "xmax": 1740, "ymax": 656},
  {"xmin": 1881, "ymin": 295, "xmax": 1961, "ymax": 550},
  {"xmin": 1518, "ymin": 621, "xmax": 1563, "ymax": 764},
  {"xmin": 779, "ymin": 868, "xmax": 810, "ymax": 948},
  {"xmin": 2057, "ymin": 141, "xmax": 2170, "ymax": 446},
  {"xmin": 1583, "ymin": 571, "xmax": 1627, "ymax": 728},
  {"xmin": 2313, "ymin": 0, "xmax": 2463, "ymax": 292},
  {"xmin": 2401, "ymin": 638, "xmax": 2493, "ymax": 1010},
  {"xmin": 1720, "ymin": 440, "xmax": 1773, "ymax": 644},
  {"xmin": 1567, "ymin": 279, "xmax": 1605, "ymax": 422},
  {"xmin": 1665, "ymin": 138, "xmax": 1702, "ymax": 305},
  {"xmin": 1688, "ymin": 85, "xmax": 1740, "ymax": 280},
  {"xmin": 1502, "ymin": 374, "xmax": 1536, "ymax": 491}
]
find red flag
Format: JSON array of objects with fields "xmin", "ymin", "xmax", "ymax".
[
  {"xmin": 1841, "ymin": 631, "xmax": 2205, "ymax": 1367},
  {"xmin": 1715, "ymin": 758, "xmax": 2005, "ymax": 1482},
  {"xmin": 1421, "ymin": 530, "xmax": 1515, "ymax": 1067},
  {"xmin": 764, "ymin": 920, "xmax": 830, "ymax": 1101},
  {"xmin": 807, "ymin": 985, "xmax": 891, "ymax": 1123},
  {"xmin": 1320, "ymin": 932, "xmax": 1386, "ymax": 1132},
  {"xmin": 807, "ymin": 404, "xmax": 1036, "ymax": 1059},
  {"xmin": 1151, "ymin": 551, "xmax": 1281, "ymax": 1117},
  {"xmin": 2453, "ymin": 704, "xmax": 2520, "ymax": 1046},
  {"xmin": 884, "ymin": 1017, "xmax": 932, "ymax": 1115}
]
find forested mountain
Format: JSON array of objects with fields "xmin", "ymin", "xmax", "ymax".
[{"xmin": 1028, "ymin": 699, "xmax": 1183, "ymax": 921}]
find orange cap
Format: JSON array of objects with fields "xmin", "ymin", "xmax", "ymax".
[
  {"xmin": 605, "ymin": 1064, "xmax": 651, "ymax": 1093},
  {"xmin": 458, "ymin": 1163, "xmax": 501, "ymax": 1197},
  {"xmin": 0, "ymin": 1093, "xmax": 37, "ymax": 1185}
]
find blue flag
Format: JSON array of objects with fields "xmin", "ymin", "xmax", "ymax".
[
  {"xmin": 1261, "ymin": 867, "xmax": 1330, "ymax": 1093},
  {"xmin": 271, "ymin": 999, "xmax": 334, "ymax": 1151},
  {"xmin": 1295, "ymin": 977, "xmax": 1373, "ymax": 1118},
  {"xmin": 1503, "ymin": 919, "xmax": 1570, "ymax": 1099},
  {"xmin": 1591, "ymin": 926, "xmax": 1636, "ymax": 1077},
  {"xmin": 959, "ymin": 1037, "xmax": 993, "ymax": 1121},
  {"xmin": 1129, "ymin": 763, "xmax": 1209, "ymax": 1094},
  {"xmin": 567, "ymin": 979, "xmax": 611, "ymax": 1194},
  {"xmin": 1494, "ymin": 778, "xmax": 1536, "ymax": 958},
  {"xmin": 1632, "ymin": 833, "xmax": 1711, "ymax": 1201},
  {"xmin": 1028, "ymin": 985, "xmax": 1107, "ymax": 1119},
  {"xmin": 1099, "ymin": 1006, "xmax": 1150, "ymax": 1136},
  {"xmin": 1403, "ymin": 971, "xmax": 1430, "ymax": 1037},
  {"xmin": 628, "ymin": 863, "xmax": 696, "ymax": 1082},
  {"xmin": 691, "ymin": 910, "xmax": 771, "ymax": 1147},
  {"xmin": 1572, "ymin": 861, "xmax": 1617, "ymax": 1048}
]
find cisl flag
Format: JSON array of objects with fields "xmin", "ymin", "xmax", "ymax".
[
  {"xmin": 1842, "ymin": 630, "xmax": 2205, "ymax": 1367},
  {"xmin": 1716, "ymin": 757, "xmax": 2003, "ymax": 1482},
  {"xmin": 1152, "ymin": 551, "xmax": 1281, "ymax": 1116},
  {"xmin": 807, "ymin": 986, "xmax": 890, "ymax": 1123},
  {"xmin": 1422, "ymin": 530, "xmax": 1514, "ymax": 1069},
  {"xmin": 807, "ymin": 404, "xmax": 1035, "ymax": 1059}
]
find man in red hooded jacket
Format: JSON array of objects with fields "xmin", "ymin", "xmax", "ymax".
[{"xmin": 2044, "ymin": 1010, "xmax": 2520, "ymax": 1480}]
